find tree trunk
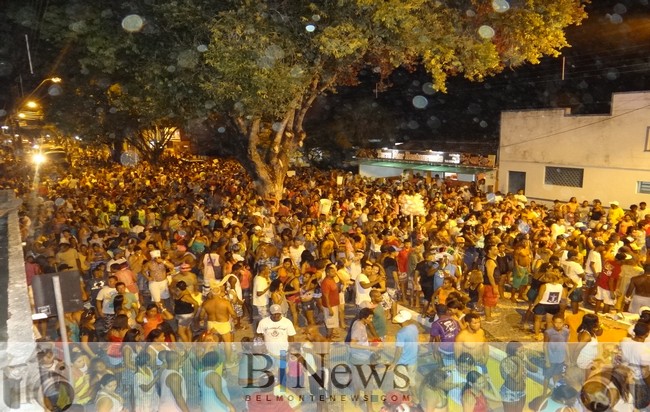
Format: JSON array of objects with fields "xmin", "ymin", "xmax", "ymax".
[
  {"xmin": 232, "ymin": 117, "xmax": 289, "ymax": 202},
  {"xmin": 229, "ymin": 74, "xmax": 336, "ymax": 200}
]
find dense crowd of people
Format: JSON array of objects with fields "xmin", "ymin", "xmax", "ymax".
[{"xmin": 4, "ymin": 146, "xmax": 650, "ymax": 411}]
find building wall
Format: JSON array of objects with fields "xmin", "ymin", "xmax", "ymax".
[
  {"xmin": 359, "ymin": 164, "xmax": 403, "ymax": 178},
  {"xmin": 498, "ymin": 91, "xmax": 650, "ymax": 207}
]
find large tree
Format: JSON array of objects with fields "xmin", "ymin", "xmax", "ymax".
[{"xmin": 202, "ymin": 0, "xmax": 586, "ymax": 198}]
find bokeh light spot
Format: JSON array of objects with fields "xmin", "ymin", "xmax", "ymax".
[
  {"xmin": 422, "ymin": 82, "xmax": 435, "ymax": 95},
  {"xmin": 613, "ymin": 3, "xmax": 627, "ymax": 14},
  {"xmin": 120, "ymin": 151, "xmax": 140, "ymax": 167},
  {"xmin": 122, "ymin": 14, "xmax": 144, "ymax": 32},
  {"xmin": 492, "ymin": 0, "xmax": 510, "ymax": 13},
  {"xmin": 608, "ymin": 13, "xmax": 623, "ymax": 24},
  {"xmin": 48, "ymin": 85, "xmax": 62, "ymax": 96},
  {"xmin": 478, "ymin": 25, "xmax": 495, "ymax": 39},
  {"xmin": 412, "ymin": 95, "xmax": 429, "ymax": 109}
]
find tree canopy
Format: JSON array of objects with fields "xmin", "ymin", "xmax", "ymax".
[{"xmin": 9, "ymin": 0, "xmax": 587, "ymax": 195}]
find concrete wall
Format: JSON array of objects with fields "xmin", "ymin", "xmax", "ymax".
[
  {"xmin": 0, "ymin": 191, "xmax": 41, "ymax": 411},
  {"xmin": 498, "ymin": 91, "xmax": 650, "ymax": 206}
]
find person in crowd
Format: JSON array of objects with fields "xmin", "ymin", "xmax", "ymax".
[
  {"xmin": 455, "ymin": 313, "xmax": 489, "ymax": 373},
  {"xmin": 388, "ymin": 310, "xmax": 420, "ymax": 397},
  {"xmin": 430, "ymin": 304, "xmax": 461, "ymax": 366},
  {"xmin": 133, "ymin": 350, "xmax": 161, "ymax": 412},
  {"xmin": 543, "ymin": 314, "xmax": 570, "ymax": 396},
  {"xmin": 199, "ymin": 351, "xmax": 236, "ymax": 412},
  {"xmin": 256, "ymin": 303, "xmax": 296, "ymax": 358},
  {"xmin": 94, "ymin": 374, "xmax": 124, "ymax": 412},
  {"xmin": 499, "ymin": 341, "xmax": 537, "ymax": 412},
  {"xmin": 173, "ymin": 280, "xmax": 199, "ymax": 342},
  {"xmin": 461, "ymin": 370, "xmax": 502, "ymax": 412},
  {"xmin": 419, "ymin": 369, "xmax": 451, "ymax": 412},
  {"xmin": 159, "ymin": 350, "xmax": 190, "ymax": 412},
  {"xmin": 574, "ymin": 313, "xmax": 603, "ymax": 384}
]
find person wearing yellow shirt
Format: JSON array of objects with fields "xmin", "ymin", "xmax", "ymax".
[{"xmin": 607, "ymin": 201, "xmax": 625, "ymax": 226}]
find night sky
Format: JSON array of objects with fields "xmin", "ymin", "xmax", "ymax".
[{"xmin": 306, "ymin": 0, "xmax": 650, "ymax": 153}]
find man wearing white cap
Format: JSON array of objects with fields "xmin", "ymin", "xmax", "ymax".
[
  {"xmin": 256, "ymin": 304, "xmax": 296, "ymax": 357},
  {"xmin": 389, "ymin": 310, "xmax": 420, "ymax": 394},
  {"xmin": 143, "ymin": 250, "xmax": 174, "ymax": 307}
]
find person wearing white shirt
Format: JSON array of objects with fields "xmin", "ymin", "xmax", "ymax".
[
  {"xmin": 256, "ymin": 304, "xmax": 296, "ymax": 357},
  {"xmin": 619, "ymin": 322, "xmax": 650, "ymax": 409},
  {"xmin": 288, "ymin": 237, "xmax": 305, "ymax": 267},
  {"xmin": 252, "ymin": 266, "xmax": 271, "ymax": 320},
  {"xmin": 355, "ymin": 262, "xmax": 373, "ymax": 306},
  {"xmin": 562, "ymin": 251, "xmax": 585, "ymax": 314},
  {"xmin": 585, "ymin": 240, "xmax": 604, "ymax": 307}
]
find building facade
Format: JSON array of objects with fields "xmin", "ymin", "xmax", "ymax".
[{"xmin": 498, "ymin": 91, "xmax": 650, "ymax": 208}]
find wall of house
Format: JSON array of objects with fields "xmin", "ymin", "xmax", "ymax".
[{"xmin": 498, "ymin": 91, "xmax": 650, "ymax": 207}]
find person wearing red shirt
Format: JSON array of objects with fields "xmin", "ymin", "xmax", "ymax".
[
  {"xmin": 595, "ymin": 253, "xmax": 625, "ymax": 314},
  {"xmin": 396, "ymin": 240, "xmax": 412, "ymax": 303},
  {"xmin": 321, "ymin": 264, "xmax": 341, "ymax": 340}
]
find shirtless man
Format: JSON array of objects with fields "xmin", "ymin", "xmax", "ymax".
[
  {"xmin": 454, "ymin": 313, "xmax": 489, "ymax": 373},
  {"xmin": 513, "ymin": 240, "xmax": 533, "ymax": 302},
  {"xmin": 199, "ymin": 285, "xmax": 236, "ymax": 366},
  {"xmin": 143, "ymin": 250, "xmax": 175, "ymax": 308},
  {"xmin": 626, "ymin": 264, "xmax": 650, "ymax": 314}
]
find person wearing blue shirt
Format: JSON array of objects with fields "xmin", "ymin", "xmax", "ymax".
[{"xmin": 389, "ymin": 310, "xmax": 420, "ymax": 399}]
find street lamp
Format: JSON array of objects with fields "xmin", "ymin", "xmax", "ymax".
[
  {"xmin": 12, "ymin": 77, "xmax": 62, "ymax": 126},
  {"xmin": 24, "ymin": 77, "xmax": 62, "ymax": 98}
]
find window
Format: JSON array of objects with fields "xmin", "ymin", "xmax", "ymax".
[
  {"xmin": 638, "ymin": 181, "xmax": 650, "ymax": 194},
  {"xmin": 544, "ymin": 166, "xmax": 583, "ymax": 188}
]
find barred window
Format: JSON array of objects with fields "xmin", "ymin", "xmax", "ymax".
[
  {"xmin": 544, "ymin": 166, "xmax": 583, "ymax": 188},
  {"xmin": 639, "ymin": 181, "xmax": 650, "ymax": 194}
]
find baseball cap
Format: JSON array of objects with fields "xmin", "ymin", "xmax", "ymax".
[
  {"xmin": 639, "ymin": 306, "xmax": 650, "ymax": 315},
  {"xmin": 270, "ymin": 304, "xmax": 282, "ymax": 315},
  {"xmin": 610, "ymin": 201, "xmax": 619, "ymax": 206},
  {"xmin": 387, "ymin": 245, "xmax": 401, "ymax": 252},
  {"xmin": 393, "ymin": 310, "xmax": 412, "ymax": 323}
]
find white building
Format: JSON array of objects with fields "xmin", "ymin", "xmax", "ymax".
[{"xmin": 498, "ymin": 91, "xmax": 650, "ymax": 208}]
